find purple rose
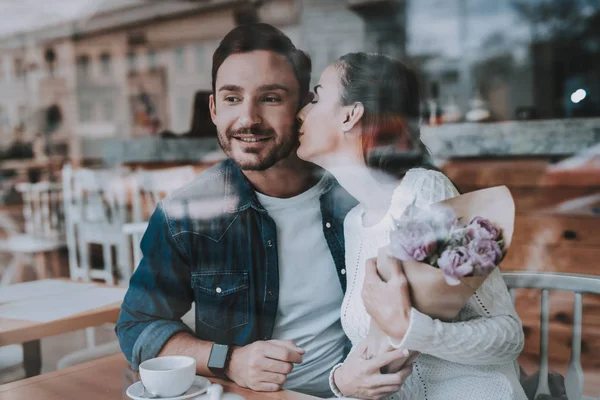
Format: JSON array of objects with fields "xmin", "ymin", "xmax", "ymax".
[
  {"xmin": 437, "ymin": 246, "xmax": 474, "ymax": 285},
  {"xmin": 468, "ymin": 217, "xmax": 500, "ymax": 241},
  {"xmin": 468, "ymin": 238, "xmax": 503, "ymax": 275},
  {"xmin": 390, "ymin": 219, "xmax": 438, "ymax": 262}
]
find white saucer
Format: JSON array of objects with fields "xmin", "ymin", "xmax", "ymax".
[
  {"xmin": 126, "ymin": 376, "xmax": 211, "ymax": 400},
  {"xmin": 193, "ymin": 394, "xmax": 245, "ymax": 400}
]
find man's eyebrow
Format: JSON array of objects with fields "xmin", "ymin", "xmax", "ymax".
[
  {"xmin": 258, "ymin": 84, "xmax": 289, "ymax": 92},
  {"xmin": 218, "ymin": 84, "xmax": 243, "ymax": 92}
]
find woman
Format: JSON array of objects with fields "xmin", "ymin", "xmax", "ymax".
[{"xmin": 296, "ymin": 53, "xmax": 527, "ymax": 400}]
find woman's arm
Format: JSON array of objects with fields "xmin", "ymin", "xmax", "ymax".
[
  {"xmin": 387, "ymin": 269, "xmax": 525, "ymax": 365},
  {"xmin": 366, "ymin": 170, "xmax": 524, "ymax": 365}
]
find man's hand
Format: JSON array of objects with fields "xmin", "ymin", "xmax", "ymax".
[
  {"xmin": 334, "ymin": 342, "xmax": 413, "ymax": 400},
  {"xmin": 225, "ymin": 340, "xmax": 305, "ymax": 392}
]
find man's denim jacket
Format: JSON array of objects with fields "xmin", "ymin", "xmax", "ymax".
[{"xmin": 115, "ymin": 159, "xmax": 357, "ymax": 370}]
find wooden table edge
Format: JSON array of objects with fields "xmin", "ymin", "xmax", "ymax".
[
  {"xmin": 0, "ymin": 354, "xmax": 320, "ymax": 399},
  {"xmin": 0, "ymin": 354, "xmax": 123, "ymax": 392},
  {"xmin": 0, "ymin": 301, "xmax": 121, "ymax": 346}
]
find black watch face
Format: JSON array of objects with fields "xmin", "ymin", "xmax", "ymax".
[{"xmin": 208, "ymin": 344, "xmax": 229, "ymax": 369}]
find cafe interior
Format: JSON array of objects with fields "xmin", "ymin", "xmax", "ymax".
[{"xmin": 0, "ymin": 0, "xmax": 598, "ymax": 399}]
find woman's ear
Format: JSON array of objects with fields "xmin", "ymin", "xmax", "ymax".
[{"xmin": 341, "ymin": 102, "xmax": 364, "ymax": 133}]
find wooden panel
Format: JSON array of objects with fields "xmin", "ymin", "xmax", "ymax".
[
  {"xmin": 442, "ymin": 158, "xmax": 600, "ymax": 188},
  {"xmin": 441, "ymin": 159, "xmax": 600, "ymax": 213},
  {"xmin": 513, "ymin": 214, "xmax": 600, "ymax": 247},
  {"xmin": 442, "ymin": 159, "xmax": 550, "ymax": 188},
  {"xmin": 456, "ymin": 186, "xmax": 598, "ymax": 213},
  {"xmin": 503, "ymin": 244, "xmax": 600, "ymax": 275}
]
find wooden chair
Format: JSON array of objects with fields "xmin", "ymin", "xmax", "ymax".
[
  {"xmin": 0, "ymin": 181, "xmax": 65, "ymax": 285},
  {"xmin": 503, "ymin": 271, "xmax": 600, "ymax": 400}
]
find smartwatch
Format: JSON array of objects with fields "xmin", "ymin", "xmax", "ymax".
[{"xmin": 207, "ymin": 343, "xmax": 232, "ymax": 378}]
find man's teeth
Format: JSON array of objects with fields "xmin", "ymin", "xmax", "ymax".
[{"xmin": 238, "ymin": 137, "xmax": 268, "ymax": 142}]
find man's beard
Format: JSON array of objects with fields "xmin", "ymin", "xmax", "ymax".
[{"xmin": 218, "ymin": 127, "xmax": 298, "ymax": 171}]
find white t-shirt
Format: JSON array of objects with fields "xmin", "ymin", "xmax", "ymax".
[{"xmin": 256, "ymin": 177, "xmax": 346, "ymax": 398}]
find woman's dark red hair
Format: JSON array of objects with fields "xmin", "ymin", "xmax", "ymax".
[{"xmin": 335, "ymin": 53, "xmax": 431, "ymax": 177}]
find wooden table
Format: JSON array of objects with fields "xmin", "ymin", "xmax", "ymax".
[
  {"xmin": 0, "ymin": 279, "xmax": 125, "ymax": 377},
  {"xmin": 0, "ymin": 354, "xmax": 318, "ymax": 399}
]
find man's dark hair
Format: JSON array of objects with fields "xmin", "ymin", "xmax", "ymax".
[{"xmin": 212, "ymin": 23, "xmax": 311, "ymax": 106}]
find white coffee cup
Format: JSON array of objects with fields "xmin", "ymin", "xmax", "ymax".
[{"xmin": 139, "ymin": 356, "xmax": 196, "ymax": 398}]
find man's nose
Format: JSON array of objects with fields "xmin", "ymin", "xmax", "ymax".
[{"xmin": 238, "ymin": 100, "xmax": 262, "ymax": 127}]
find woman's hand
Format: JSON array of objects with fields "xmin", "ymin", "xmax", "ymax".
[
  {"xmin": 334, "ymin": 342, "xmax": 413, "ymax": 400},
  {"xmin": 362, "ymin": 257, "xmax": 412, "ymax": 340}
]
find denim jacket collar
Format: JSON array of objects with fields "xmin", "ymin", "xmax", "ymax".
[{"xmin": 223, "ymin": 159, "xmax": 339, "ymax": 214}]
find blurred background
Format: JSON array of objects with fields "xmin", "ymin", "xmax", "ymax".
[{"xmin": 0, "ymin": 0, "xmax": 598, "ymax": 397}]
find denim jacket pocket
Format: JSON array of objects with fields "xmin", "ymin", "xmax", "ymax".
[{"xmin": 191, "ymin": 271, "xmax": 249, "ymax": 332}]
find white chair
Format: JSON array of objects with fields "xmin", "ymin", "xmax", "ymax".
[
  {"xmin": 122, "ymin": 221, "xmax": 148, "ymax": 274},
  {"xmin": 0, "ymin": 213, "xmax": 22, "ymax": 287},
  {"xmin": 56, "ymin": 164, "xmax": 131, "ymax": 370},
  {"xmin": 115, "ymin": 165, "xmax": 196, "ymax": 285},
  {"xmin": 63, "ymin": 165, "xmax": 131, "ymax": 285},
  {"xmin": 0, "ymin": 181, "xmax": 65, "ymax": 285},
  {"xmin": 131, "ymin": 166, "xmax": 196, "ymax": 223},
  {"xmin": 57, "ymin": 166, "xmax": 197, "ymax": 370},
  {"xmin": 503, "ymin": 271, "xmax": 600, "ymax": 400},
  {"xmin": 0, "ymin": 181, "xmax": 64, "ymax": 380}
]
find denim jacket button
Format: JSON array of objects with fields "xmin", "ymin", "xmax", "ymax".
[
  {"xmin": 341, "ymin": 269, "xmax": 346, "ymax": 275},
  {"xmin": 325, "ymin": 222, "xmax": 331, "ymax": 228},
  {"xmin": 216, "ymin": 287, "xmax": 222, "ymax": 294},
  {"xmin": 267, "ymin": 240, "xmax": 273, "ymax": 247}
]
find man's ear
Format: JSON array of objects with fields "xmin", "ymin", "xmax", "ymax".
[
  {"xmin": 209, "ymin": 94, "xmax": 217, "ymax": 124},
  {"xmin": 341, "ymin": 102, "xmax": 364, "ymax": 133}
]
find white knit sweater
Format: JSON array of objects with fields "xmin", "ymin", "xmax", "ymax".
[{"xmin": 330, "ymin": 168, "xmax": 528, "ymax": 400}]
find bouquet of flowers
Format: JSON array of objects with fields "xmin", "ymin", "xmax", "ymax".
[
  {"xmin": 375, "ymin": 185, "xmax": 515, "ymax": 322},
  {"xmin": 390, "ymin": 202, "xmax": 505, "ymax": 287}
]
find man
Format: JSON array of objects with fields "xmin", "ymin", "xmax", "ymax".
[{"xmin": 116, "ymin": 23, "xmax": 408, "ymax": 398}]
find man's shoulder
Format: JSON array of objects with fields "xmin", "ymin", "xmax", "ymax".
[
  {"xmin": 159, "ymin": 160, "xmax": 240, "ymax": 222},
  {"xmin": 166, "ymin": 160, "xmax": 231, "ymax": 203},
  {"xmin": 155, "ymin": 160, "xmax": 241, "ymax": 239}
]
